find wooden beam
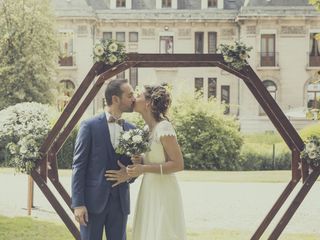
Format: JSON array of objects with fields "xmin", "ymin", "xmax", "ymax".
[
  {"xmin": 48, "ymin": 151, "xmax": 73, "ymax": 211},
  {"xmin": 268, "ymin": 168, "xmax": 320, "ymax": 240},
  {"xmin": 53, "ymin": 62, "xmax": 135, "ymax": 153},
  {"xmin": 31, "ymin": 170, "xmax": 80, "ymax": 240},
  {"xmin": 40, "ymin": 62, "xmax": 105, "ymax": 155},
  {"xmin": 250, "ymin": 179, "xmax": 300, "ymax": 240},
  {"xmin": 217, "ymin": 63, "xmax": 303, "ymax": 152}
]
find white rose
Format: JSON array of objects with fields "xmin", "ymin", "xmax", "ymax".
[
  {"xmin": 122, "ymin": 132, "xmax": 131, "ymax": 141},
  {"xmin": 108, "ymin": 42, "xmax": 118, "ymax": 52},
  {"xmin": 20, "ymin": 145, "xmax": 28, "ymax": 154},
  {"xmin": 94, "ymin": 44, "xmax": 104, "ymax": 56},
  {"xmin": 306, "ymin": 142, "xmax": 316, "ymax": 152},
  {"xmin": 239, "ymin": 53, "xmax": 248, "ymax": 60},
  {"xmin": 108, "ymin": 54, "xmax": 117, "ymax": 64},
  {"xmin": 224, "ymin": 55, "xmax": 234, "ymax": 63},
  {"xmin": 308, "ymin": 151, "xmax": 317, "ymax": 159},
  {"xmin": 132, "ymin": 135, "xmax": 142, "ymax": 143}
]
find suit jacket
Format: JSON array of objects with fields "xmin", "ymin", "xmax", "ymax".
[{"xmin": 71, "ymin": 113, "xmax": 135, "ymax": 214}]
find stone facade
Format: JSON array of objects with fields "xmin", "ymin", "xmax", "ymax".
[{"xmin": 53, "ymin": 0, "xmax": 320, "ymax": 132}]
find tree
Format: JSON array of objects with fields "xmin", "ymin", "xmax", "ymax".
[
  {"xmin": 0, "ymin": 0, "xmax": 57, "ymax": 110},
  {"xmin": 310, "ymin": 0, "xmax": 320, "ymax": 10}
]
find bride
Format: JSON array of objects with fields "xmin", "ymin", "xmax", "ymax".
[{"xmin": 127, "ymin": 84, "xmax": 187, "ymax": 240}]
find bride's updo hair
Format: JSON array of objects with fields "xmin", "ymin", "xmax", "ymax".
[{"xmin": 144, "ymin": 83, "xmax": 172, "ymax": 122}]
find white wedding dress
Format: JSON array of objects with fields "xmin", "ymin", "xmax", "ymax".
[{"xmin": 132, "ymin": 120, "xmax": 187, "ymax": 240}]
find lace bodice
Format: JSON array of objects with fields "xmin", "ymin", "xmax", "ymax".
[{"xmin": 144, "ymin": 120, "xmax": 176, "ymax": 164}]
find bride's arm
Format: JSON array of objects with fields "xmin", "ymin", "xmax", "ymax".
[{"xmin": 127, "ymin": 135, "xmax": 184, "ymax": 177}]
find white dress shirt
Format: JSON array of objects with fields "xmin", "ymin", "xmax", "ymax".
[{"xmin": 105, "ymin": 112, "xmax": 123, "ymax": 149}]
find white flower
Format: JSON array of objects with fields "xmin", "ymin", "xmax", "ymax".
[
  {"xmin": 19, "ymin": 145, "xmax": 28, "ymax": 154},
  {"xmin": 132, "ymin": 135, "xmax": 143, "ymax": 143},
  {"xmin": 94, "ymin": 44, "xmax": 104, "ymax": 56},
  {"xmin": 308, "ymin": 151, "xmax": 317, "ymax": 159},
  {"xmin": 239, "ymin": 53, "xmax": 248, "ymax": 60},
  {"xmin": 143, "ymin": 125, "xmax": 149, "ymax": 132},
  {"xmin": 122, "ymin": 132, "xmax": 131, "ymax": 141},
  {"xmin": 306, "ymin": 142, "xmax": 317, "ymax": 152},
  {"xmin": 224, "ymin": 55, "xmax": 234, "ymax": 63},
  {"xmin": 108, "ymin": 42, "xmax": 118, "ymax": 52},
  {"xmin": 108, "ymin": 54, "xmax": 118, "ymax": 64}
]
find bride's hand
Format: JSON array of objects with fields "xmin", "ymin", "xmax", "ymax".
[
  {"xmin": 127, "ymin": 164, "xmax": 144, "ymax": 178},
  {"xmin": 131, "ymin": 154, "xmax": 143, "ymax": 165}
]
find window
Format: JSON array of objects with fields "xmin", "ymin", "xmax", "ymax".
[
  {"xmin": 129, "ymin": 68, "xmax": 138, "ymax": 89},
  {"xmin": 58, "ymin": 31, "xmax": 74, "ymax": 67},
  {"xmin": 116, "ymin": 0, "xmax": 126, "ymax": 7},
  {"xmin": 116, "ymin": 32, "xmax": 125, "ymax": 42},
  {"xmin": 221, "ymin": 85, "xmax": 230, "ymax": 114},
  {"xmin": 103, "ymin": 32, "xmax": 112, "ymax": 41},
  {"xmin": 263, "ymin": 80, "xmax": 277, "ymax": 99},
  {"xmin": 260, "ymin": 80, "xmax": 277, "ymax": 115},
  {"xmin": 208, "ymin": 32, "xmax": 217, "ymax": 53},
  {"xmin": 261, "ymin": 34, "xmax": 276, "ymax": 66},
  {"xmin": 116, "ymin": 71, "xmax": 125, "ymax": 80},
  {"xmin": 208, "ymin": 78, "xmax": 217, "ymax": 99},
  {"xmin": 129, "ymin": 32, "xmax": 139, "ymax": 42},
  {"xmin": 208, "ymin": 0, "xmax": 217, "ymax": 8},
  {"xmin": 195, "ymin": 32, "xmax": 204, "ymax": 54},
  {"xmin": 57, "ymin": 80, "xmax": 75, "ymax": 111},
  {"xmin": 195, "ymin": 78, "xmax": 204, "ymax": 96},
  {"xmin": 162, "ymin": 0, "xmax": 171, "ymax": 8},
  {"xmin": 160, "ymin": 36, "xmax": 173, "ymax": 54},
  {"xmin": 309, "ymin": 33, "xmax": 320, "ymax": 67},
  {"xmin": 307, "ymin": 82, "xmax": 320, "ymax": 109}
]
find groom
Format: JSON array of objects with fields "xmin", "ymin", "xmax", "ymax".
[{"xmin": 71, "ymin": 79, "xmax": 136, "ymax": 240}]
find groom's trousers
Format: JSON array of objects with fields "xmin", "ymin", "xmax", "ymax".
[{"xmin": 80, "ymin": 189, "xmax": 127, "ymax": 240}]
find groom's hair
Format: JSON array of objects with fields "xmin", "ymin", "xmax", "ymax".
[{"xmin": 105, "ymin": 79, "xmax": 128, "ymax": 106}]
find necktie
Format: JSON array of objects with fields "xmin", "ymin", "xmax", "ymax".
[{"xmin": 108, "ymin": 116, "xmax": 124, "ymax": 127}]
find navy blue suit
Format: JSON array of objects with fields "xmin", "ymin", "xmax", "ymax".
[{"xmin": 71, "ymin": 113, "xmax": 135, "ymax": 240}]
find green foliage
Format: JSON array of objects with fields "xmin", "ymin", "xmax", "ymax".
[
  {"xmin": 240, "ymin": 132, "xmax": 291, "ymax": 170},
  {"xmin": 122, "ymin": 112, "xmax": 145, "ymax": 128},
  {"xmin": 57, "ymin": 127, "xmax": 78, "ymax": 169},
  {"xmin": 309, "ymin": 0, "xmax": 320, "ymax": 10},
  {"xmin": 171, "ymin": 94, "xmax": 243, "ymax": 170},
  {"xmin": 239, "ymin": 142, "xmax": 291, "ymax": 170},
  {"xmin": 0, "ymin": 0, "xmax": 57, "ymax": 110},
  {"xmin": 299, "ymin": 123, "xmax": 320, "ymax": 140}
]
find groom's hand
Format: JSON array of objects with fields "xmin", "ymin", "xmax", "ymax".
[
  {"xmin": 105, "ymin": 160, "xmax": 130, "ymax": 187},
  {"xmin": 74, "ymin": 206, "xmax": 88, "ymax": 226}
]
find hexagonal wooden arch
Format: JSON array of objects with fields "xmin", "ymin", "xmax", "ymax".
[{"xmin": 30, "ymin": 53, "xmax": 319, "ymax": 240}]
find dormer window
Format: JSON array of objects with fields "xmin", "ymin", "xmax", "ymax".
[
  {"xmin": 208, "ymin": 0, "xmax": 217, "ymax": 8},
  {"xmin": 116, "ymin": 0, "xmax": 126, "ymax": 8},
  {"xmin": 162, "ymin": 0, "xmax": 171, "ymax": 8}
]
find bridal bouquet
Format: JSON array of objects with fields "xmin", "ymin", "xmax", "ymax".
[
  {"xmin": 301, "ymin": 135, "xmax": 320, "ymax": 167},
  {"xmin": 116, "ymin": 128, "xmax": 150, "ymax": 156}
]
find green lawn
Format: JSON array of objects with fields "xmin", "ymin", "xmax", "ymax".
[{"xmin": 0, "ymin": 215, "xmax": 318, "ymax": 240}]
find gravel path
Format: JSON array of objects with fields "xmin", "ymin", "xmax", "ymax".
[{"xmin": 1, "ymin": 171, "xmax": 320, "ymax": 235}]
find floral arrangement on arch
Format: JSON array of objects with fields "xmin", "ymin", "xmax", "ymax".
[
  {"xmin": 93, "ymin": 39, "xmax": 127, "ymax": 65},
  {"xmin": 301, "ymin": 135, "xmax": 320, "ymax": 168},
  {"xmin": 219, "ymin": 41, "xmax": 253, "ymax": 70},
  {"xmin": 0, "ymin": 102, "xmax": 51, "ymax": 174},
  {"xmin": 116, "ymin": 128, "xmax": 150, "ymax": 157}
]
